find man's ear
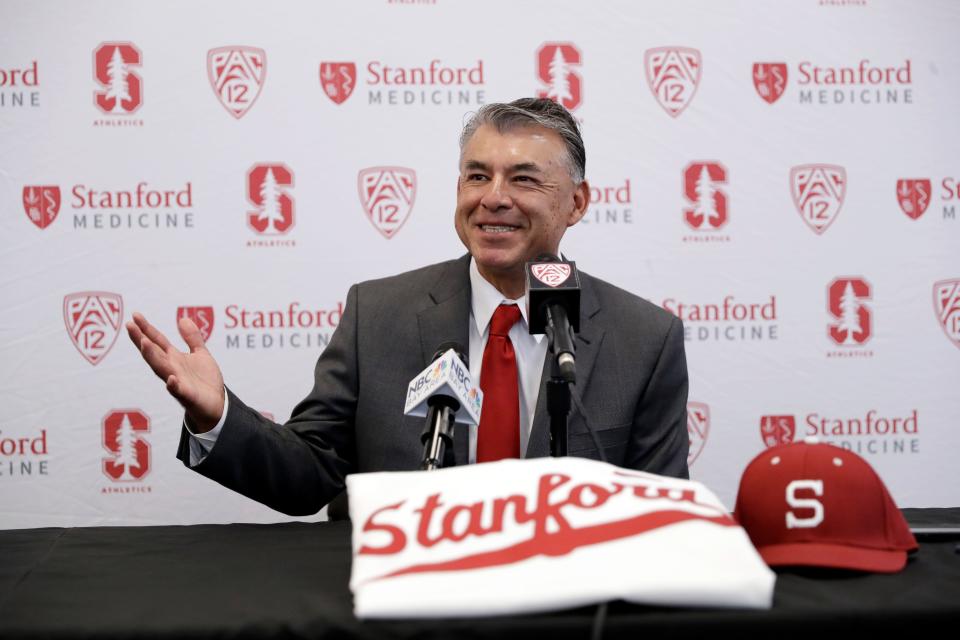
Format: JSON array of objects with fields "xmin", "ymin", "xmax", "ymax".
[{"xmin": 568, "ymin": 180, "xmax": 590, "ymax": 226}]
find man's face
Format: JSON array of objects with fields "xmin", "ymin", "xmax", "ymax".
[{"xmin": 455, "ymin": 123, "xmax": 588, "ymax": 290}]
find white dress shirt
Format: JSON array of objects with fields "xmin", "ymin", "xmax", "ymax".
[{"xmin": 187, "ymin": 257, "xmax": 547, "ymax": 466}]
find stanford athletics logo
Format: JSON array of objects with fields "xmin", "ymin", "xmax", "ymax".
[
  {"xmin": 358, "ymin": 167, "xmax": 416, "ymax": 239},
  {"xmin": 896, "ymin": 178, "xmax": 931, "ymax": 220},
  {"xmin": 22, "ymin": 185, "xmax": 60, "ymax": 229},
  {"xmin": 531, "ymin": 263, "xmax": 571, "ymax": 287},
  {"xmin": 752, "ymin": 63, "xmax": 788, "ymax": 104},
  {"xmin": 760, "ymin": 415, "xmax": 796, "ymax": 448},
  {"xmin": 790, "ymin": 164, "xmax": 846, "ymax": 235},
  {"xmin": 645, "ymin": 47, "xmax": 701, "ymax": 118},
  {"xmin": 207, "ymin": 46, "xmax": 265, "ymax": 119},
  {"xmin": 933, "ymin": 279, "xmax": 960, "ymax": 350},
  {"xmin": 93, "ymin": 42, "xmax": 142, "ymax": 114},
  {"xmin": 247, "ymin": 163, "xmax": 294, "ymax": 234},
  {"xmin": 536, "ymin": 42, "xmax": 582, "ymax": 111},
  {"xmin": 320, "ymin": 62, "xmax": 356, "ymax": 105},
  {"xmin": 176, "ymin": 306, "xmax": 215, "ymax": 342},
  {"xmin": 827, "ymin": 277, "xmax": 871, "ymax": 346},
  {"xmin": 102, "ymin": 409, "xmax": 150, "ymax": 482},
  {"xmin": 683, "ymin": 162, "xmax": 728, "ymax": 230},
  {"xmin": 686, "ymin": 401, "xmax": 709, "ymax": 466},
  {"xmin": 64, "ymin": 292, "xmax": 123, "ymax": 365}
]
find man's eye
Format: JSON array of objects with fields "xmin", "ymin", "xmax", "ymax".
[
  {"xmin": 514, "ymin": 175, "xmax": 536, "ymax": 183},
  {"xmin": 467, "ymin": 174, "xmax": 488, "ymax": 181}
]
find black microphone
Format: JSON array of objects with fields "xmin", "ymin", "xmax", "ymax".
[
  {"xmin": 413, "ymin": 342, "xmax": 470, "ymax": 471},
  {"xmin": 525, "ymin": 254, "xmax": 580, "ymax": 383}
]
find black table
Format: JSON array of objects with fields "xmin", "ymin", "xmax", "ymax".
[{"xmin": 2, "ymin": 509, "xmax": 959, "ymax": 639}]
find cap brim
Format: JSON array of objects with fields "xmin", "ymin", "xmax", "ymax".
[{"xmin": 758, "ymin": 542, "xmax": 908, "ymax": 573}]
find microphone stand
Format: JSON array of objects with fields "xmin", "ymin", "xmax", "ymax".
[
  {"xmin": 544, "ymin": 309, "xmax": 575, "ymax": 458},
  {"xmin": 420, "ymin": 396, "xmax": 459, "ymax": 470}
]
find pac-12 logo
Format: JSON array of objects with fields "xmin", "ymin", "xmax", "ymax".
[
  {"xmin": 645, "ymin": 47, "xmax": 701, "ymax": 118},
  {"xmin": 896, "ymin": 179, "xmax": 931, "ymax": 220},
  {"xmin": 531, "ymin": 263, "xmax": 571, "ymax": 287},
  {"xmin": 93, "ymin": 42, "xmax": 142, "ymax": 114},
  {"xmin": 320, "ymin": 62, "xmax": 356, "ymax": 105},
  {"xmin": 683, "ymin": 162, "xmax": 728, "ymax": 230},
  {"xmin": 790, "ymin": 164, "xmax": 846, "ymax": 235},
  {"xmin": 827, "ymin": 277, "xmax": 871, "ymax": 346},
  {"xmin": 246, "ymin": 163, "xmax": 294, "ymax": 234},
  {"xmin": 176, "ymin": 306, "xmax": 215, "ymax": 342},
  {"xmin": 64, "ymin": 292, "xmax": 123, "ymax": 365},
  {"xmin": 207, "ymin": 46, "xmax": 266, "ymax": 119},
  {"xmin": 760, "ymin": 415, "xmax": 796, "ymax": 448},
  {"xmin": 22, "ymin": 185, "xmax": 61, "ymax": 229},
  {"xmin": 358, "ymin": 167, "xmax": 416, "ymax": 239},
  {"xmin": 933, "ymin": 279, "xmax": 960, "ymax": 350},
  {"xmin": 686, "ymin": 401, "xmax": 709, "ymax": 466},
  {"xmin": 102, "ymin": 409, "xmax": 150, "ymax": 482},
  {"xmin": 752, "ymin": 63, "xmax": 788, "ymax": 104},
  {"xmin": 536, "ymin": 42, "xmax": 582, "ymax": 111}
]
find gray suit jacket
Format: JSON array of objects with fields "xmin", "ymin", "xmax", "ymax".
[{"xmin": 178, "ymin": 254, "xmax": 689, "ymax": 516}]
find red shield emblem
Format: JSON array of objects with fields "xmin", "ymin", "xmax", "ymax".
[
  {"xmin": 896, "ymin": 178, "xmax": 931, "ymax": 220},
  {"xmin": 176, "ymin": 306, "xmax": 215, "ymax": 342},
  {"xmin": 93, "ymin": 42, "xmax": 142, "ymax": 114},
  {"xmin": 207, "ymin": 46, "xmax": 266, "ymax": 119},
  {"xmin": 683, "ymin": 162, "xmax": 728, "ymax": 230},
  {"xmin": 22, "ymin": 186, "xmax": 61, "ymax": 229},
  {"xmin": 246, "ymin": 163, "xmax": 295, "ymax": 235},
  {"xmin": 102, "ymin": 409, "xmax": 150, "ymax": 482},
  {"xmin": 686, "ymin": 402, "xmax": 709, "ymax": 466},
  {"xmin": 933, "ymin": 279, "xmax": 960, "ymax": 350},
  {"xmin": 759, "ymin": 415, "xmax": 796, "ymax": 448},
  {"xmin": 827, "ymin": 277, "xmax": 871, "ymax": 346},
  {"xmin": 531, "ymin": 263, "xmax": 571, "ymax": 287},
  {"xmin": 64, "ymin": 292, "xmax": 124, "ymax": 365},
  {"xmin": 535, "ymin": 42, "xmax": 582, "ymax": 111},
  {"xmin": 645, "ymin": 47, "xmax": 701, "ymax": 118},
  {"xmin": 790, "ymin": 164, "xmax": 846, "ymax": 235},
  {"xmin": 320, "ymin": 62, "xmax": 356, "ymax": 105},
  {"xmin": 752, "ymin": 63, "xmax": 788, "ymax": 104},
  {"xmin": 358, "ymin": 167, "xmax": 417, "ymax": 239}
]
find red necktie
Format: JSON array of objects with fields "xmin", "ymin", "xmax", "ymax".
[{"xmin": 477, "ymin": 304, "xmax": 522, "ymax": 463}]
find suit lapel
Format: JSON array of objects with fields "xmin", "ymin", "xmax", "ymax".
[{"xmin": 526, "ymin": 273, "xmax": 604, "ymax": 458}]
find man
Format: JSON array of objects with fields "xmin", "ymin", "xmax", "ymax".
[{"xmin": 127, "ymin": 98, "xmax": 689, "ymax": 517}]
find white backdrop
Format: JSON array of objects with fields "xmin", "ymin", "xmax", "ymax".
[{"xmin": 2, "ymin": 0, "xmax": 958, "ymax": 529}]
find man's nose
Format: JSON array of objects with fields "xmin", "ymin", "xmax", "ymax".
[{"xmin": 480, "ymin": 176, "xmax": 513, "ymax": 211}]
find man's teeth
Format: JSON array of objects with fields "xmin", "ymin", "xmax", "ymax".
[{"xmin": 480, "ymin": 225, "xmax": 517, "ymax": 232}]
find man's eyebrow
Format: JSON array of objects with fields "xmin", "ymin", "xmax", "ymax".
[{"xmin": 462, "ymin": 160, "xmax": 544, "ymax": 173}]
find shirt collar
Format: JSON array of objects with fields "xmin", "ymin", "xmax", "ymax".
[{"xmin": 469, "ymin": 257, "xmax": 544, "ymax": 342}]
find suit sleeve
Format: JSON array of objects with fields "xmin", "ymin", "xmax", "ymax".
[
  {"xmin": 625, "ymin": 315, "xmax": 690, "ymax": 479},
  {"xmin": 176, "ymin": 284, "xmax": 361, "ymax": 516}
]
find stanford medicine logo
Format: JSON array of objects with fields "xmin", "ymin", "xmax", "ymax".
[
  {"xmin": 683, "ymin": 162, "xmax": 728, "ymax": 236},
  {"xmin": 358, "ymin": 167, "xmax": 416, "ymax": 239},
  {"xmin": 22, "ymin": 185, "xmax": 60, "ymax": 229},
  {"xmin": 896, "ymin": 179, "xmax": 931, "ymax": 220},
  {"xmin": 760, "ymin": 415, "xmax": 796, "ymax": 448},
  {"xmin": 827, "ymin": 277, "xmax": 871, "ymax": 347},
  {"xmin": 790, "ymin": 164, "xmax": 846, "ymax": 234},
  {"xmin": 177, "ymin": 306, "xmax": 215, "ymax": 342},
  {"xmin": 933, "ymin": 279, "xmax": 960, "ymax": 350},
  {"xmin": 753, "ymin": 63, "xmax": 788, "ymax": 104},
  {"xmin": 536, "ymin": 42, "xmax": 582, "ymax": 111},
  {"xmin": 102, "ymin": 409, "xmax": 150, "ymax": 482},
  {"xmin": 320, "ymin": 62, "xmax": 356, "ymax": 105},
  {"xmin": 93, "ymin": 42, "xmax": 142, "ymax": 114},
  {"xmin": 208, "ymin": 46, "xmax": 265, "ymax": 119},
  {"xmin": 531, "ymin": 263, "xmax": 571, "ymax": 287},
  {"xmin": 64, "ymin": 292, "xmax": 123, "ymax": 365},
  {"xmin": 686, "ymin": 401, "xmax": 709, "ymax": 466},
  {"xmin": 645, "ymin": 47, "xmax": 701, "ymax": 118},
  {"xmin": 247, "ymin": 163, "xmax": 294, "ymax": 235}
]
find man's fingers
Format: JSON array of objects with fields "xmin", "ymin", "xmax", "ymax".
[
  {"xmin": 177, "ymin": 317, "xmax": 207, "ymax": 353},
  {"xmin": 131, "ymin": 312, "xmax": 174, "ymax": 352},
  {"xmin": 139, "ymin": 335, "xmax": 175, "ymax": 381}
]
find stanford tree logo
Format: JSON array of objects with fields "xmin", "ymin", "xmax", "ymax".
[
  {"xmin": 22, "ymin": 185, "xmax": 60, "ymax": 229},
  {"xmin": 102, "ymin": 409, "xmax": 150, "ymax": 482},
  {"xmin": 320, "ymin": 62, "xmax": 356, "ymax": 105},
  {"xmin": 93, "ymin": 42, "xmax": 142, "ymax": 114},
  {"xmin": 536, "ymin": 43, "xmax": 582, "ymax": 111},
  {"xmin": 790, "ymin": 164, "xmax": 846, "ymax": 235},
  {"xmin": 827, "ymin": 277, "xmax": 871, "ymax": 346},
  {"xmin": 247, "ymin": 163, "xmax": 294, "ymax": 234},
  {"xmin": 645, "ymin": 47, "xmax": 701, "ymax": 118},
  {"xmin": 63, "ymin": 292, "xmax": 123, "ymax": 365},
  {"xmin": 760, "ymin": 415, "xmax": 796, "ymax": 448},
  {"xmin": 683, "ymin": 162, "xmax": 728, "ymax": 230},
  {"xmin": 896, "ymin": 179, "xmax": 931, "ymax": 220},
  {"xmin": 207, "ymin": 46, "xmax": 266, "ymax": 119},
  {"xmin": 687, "ymin": 401, "xmax": 709, "ymax": 466},
  {"xmin": 933, "ymin": 279, "xmax": 960, "ymax": 350},
  {"xmin": 752, "ymin": 63, "xmax": 788, "ymax": 104},
  {"xmin": 358, "ymin": 167, "xmax": 416, "ymax": 239},
  {"xmin": 176, "ymin": 306, "xmax": 215, "ymax": 342}
]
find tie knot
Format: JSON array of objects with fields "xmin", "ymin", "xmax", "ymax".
[{"xmin": 489, "ymin": 304, "xmax": 522, "ymax": 337}]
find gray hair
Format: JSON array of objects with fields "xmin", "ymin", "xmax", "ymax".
[{"xmin": 459, "ymin": 98, "xmax": 586, "ymax": 184}]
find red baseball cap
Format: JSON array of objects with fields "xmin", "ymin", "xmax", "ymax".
[{"xmin": 734, "ymin": 439, "xmax": 917, "ymax": 573}]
